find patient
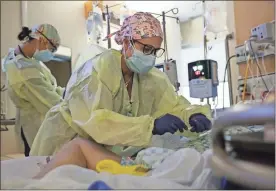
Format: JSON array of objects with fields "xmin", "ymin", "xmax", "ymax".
[{"xmin": 33, "ymin": 137, "xmax": 121, "ymax": 179}]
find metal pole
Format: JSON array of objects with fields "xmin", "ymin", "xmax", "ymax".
[
  {"xmin": 162, "ymin": 11, "xmax": 168, "ymax": 62},
  {"xmin": 106, "ymin": 5, "xmax": 111, "ymax": 49},
  {"xmin": 202, "ymin": 1, "xmax": 207, "ymax": 60},
  {"xmin": 147, "ymin": 12, "xmax": 179, "ymax": 20},
  {"xmin": 202, "ymin": 0, "xmax": 210, "ymax": 105},
  {"xmin": 225, "ymin": 33, "xmax": 234, "ymax": 105}
]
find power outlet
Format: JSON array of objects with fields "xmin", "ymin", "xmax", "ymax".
[{"xmin": 251, "ymin": 22, "xmax": 275, "ymax": 41}]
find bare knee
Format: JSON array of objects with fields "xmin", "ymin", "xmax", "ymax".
[
  {"xmin": 71, "ymin": 137, "xmax": 87, "ymax": 145},
  {"xmin": 70, "ymin": 137, "xmax": 95, "ymax": 148},
  {"xmin": 57, "ymin": 137, "xmax": 87, "ymax": 155}
]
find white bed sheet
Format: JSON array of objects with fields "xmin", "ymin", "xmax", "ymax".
[{"xmin": 1, "ymin": 148, "xmax": 218, "ymax": 189}]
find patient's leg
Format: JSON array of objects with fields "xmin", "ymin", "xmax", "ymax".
[{"xmin": 33, "ymin": 137, "xmax": 121, "ymax": 179}]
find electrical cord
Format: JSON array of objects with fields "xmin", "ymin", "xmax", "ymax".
[
  {"xmin": 222, "ymin": 55, "xmax": 238, "ymax": 110},
  {"xmin": 242, "ymin": 56, "xmax": 251, "ymax": 101},
  {"xmin": 248, "ymin": 58, "xmax": 259, "ymax": 102},
  {"xmin": 263, "ymin": 85, "xmax": 275, "ymax": 101},
  {"xmin": 248, "ymin": 40, "xmax": 269, "ymax": 91}
]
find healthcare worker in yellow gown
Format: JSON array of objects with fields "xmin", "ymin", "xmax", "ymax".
[
  {"xmin": 2, "ymin": 24, "xmax": 64, "ymax": 156},
  {"xmin": 30, "ymin": 12, "xmax": 212, "ymax": 156}
]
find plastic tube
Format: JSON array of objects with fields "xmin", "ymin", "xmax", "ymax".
[{"xmin": 242, "ymin": 56, "xmax": 250, "ymax": 102}]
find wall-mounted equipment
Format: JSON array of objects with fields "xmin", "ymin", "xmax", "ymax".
[
  {"xmin": 235, "ymin": 37, "xmax": 275, "ymax": 64},
  {"xmin": 251, "ymin": 21, "xmax": 275, "ymax": 42},
  {"xmin": 155, "ymin": 59, "xmax": 180, "ymax": 92},
  {"xmin": 188, "ymin": 59, "xmax": 218, "ymax": 99}
]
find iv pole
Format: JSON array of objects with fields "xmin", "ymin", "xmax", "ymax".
[
  {"xmin": 105, "ymin": 5, "xmax": 111, "ymax": 49},
  {"xmin": 103, "ymin": 3, "xmax": 124, "ymax": 49},
  {"xmin": 201, "ymin": 0, "xmax": 210, "ymax": 105},
  {"xmin": 150, "ymin": 8, "xmax": 179, "ymax": 62}
]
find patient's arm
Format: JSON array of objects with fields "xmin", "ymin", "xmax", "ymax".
[{"xmin": 33, "ymin": 138, "xmax": 121, "ymax": 179}]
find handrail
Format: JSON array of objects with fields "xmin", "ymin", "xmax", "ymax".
[{"xmin": 212, "ymin": 103, "xmax": 275, "ymax": 189}]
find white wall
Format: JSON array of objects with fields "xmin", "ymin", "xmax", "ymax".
[
  {"xmin": 26, "ymin": 1, "xmax": 87, "ymax": 68},
  {"xmin": 1, "ymin": 1, "xmax": 23, "ymax": 155}
]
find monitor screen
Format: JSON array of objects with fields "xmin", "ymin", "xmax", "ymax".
[{"xmin": 188, "ymin": 60, "xmax": 215, "ymax": 81}]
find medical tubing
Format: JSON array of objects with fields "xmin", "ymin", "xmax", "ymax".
[
  {"xmin": 263, "ymin": 84, "xmax": 275, "ymax": 101},
  {"xmin": 222, "ymin": 55, "xmax": 237, "ymax": 110},
  {"xmin": 248, "ymin": 58, "xmax": 258, "ymax": 102},
  {"xmin": 261, "ymin": 55, "xmax": 273, "ymax": 87},
  {"xmin": 242, "ymin": 57, "xmax": 251, "ymax": 101},
  {"xmin": 248, "ymin": 39, "xmax": 269, "ymax": 91}
]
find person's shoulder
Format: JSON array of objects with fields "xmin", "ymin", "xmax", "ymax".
[
  {"xmin": 93, "ymin": 49, "xmax": 122, "ymax": 94},
  {"xmin": 17, "ymin": 58, "xmax": 38, "ymax": 69},
  {"xmin": 4, "ymin": 52, "xmax": 37, "ymax": 71},
  {"xmin": 148, "ymin": 67, "xmax": 169, "ymax": 82},
  {"xmin": 94, "ymin": 49, "xmax": 121, "ymax": 72}
]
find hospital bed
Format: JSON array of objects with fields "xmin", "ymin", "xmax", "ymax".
[
  {"xmin": 1, "ymin": 103, "xmax": 274, "ymax": 189},
  {"xmin": 212, "ymin": 102, "xmax": 275, "ymax": 190}
]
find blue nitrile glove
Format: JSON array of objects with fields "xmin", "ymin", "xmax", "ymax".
[
  {"xmin": 88, "ymin": 180, "xmax": 113, "ymax": 190},
  {"xmin": 153, "ymin": 114, "xmax": 188, "ymax": 135},
  {"xmin": 189, "ymin": 114, "xmax": 211, "ymax": 133}
]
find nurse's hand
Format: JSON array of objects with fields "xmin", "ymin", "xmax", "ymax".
[
  {"xmin": 189, "ymin": 114, "xmax": 211, "ymax": 133},
  {"xmin": 153, "ymin": 114, "xmax": 188, "ymax": 135}
]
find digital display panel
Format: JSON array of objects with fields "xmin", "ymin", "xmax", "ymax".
[
  {"xmin": 190, "ymin": 64, "xmax": 206, "ymax": 79},
  {"xmin": 188, "ymin": 60, "xmax": 214, "ymax": 81}
]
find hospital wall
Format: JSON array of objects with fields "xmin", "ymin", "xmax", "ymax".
[
  {"xmin": 178, "ymin": 1, "xmax": 275, "ymax": 104},
  {"xmin": 225, "ymin": 0, "xmax": 275, "ymax": 102},
  {"xmin": 25, "ymin": 1, "xmax": 87, "ymax": 66},
  {"xmin": 179, "ymin": 12, "xmax": 232, "ymax": 107},
  {"xmin": 1, "ymin": 1, "xmax": 24, "ymax": 155},
  {"xmin": 0, "ymin": 1, "xmax": 89, "ymax": 155},
  {"xmin": 233, "ymin": 1, "xmax": 275, "ymax": 79}
]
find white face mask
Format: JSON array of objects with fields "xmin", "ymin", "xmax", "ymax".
[{"xmin": 124, "ymin": 42, "xmax": 156, "ymax": 74}]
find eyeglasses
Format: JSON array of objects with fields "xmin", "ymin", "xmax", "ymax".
[
  {"xmin": 36, "ymin": 30, "xmax": 58, "ymax": 53},
  {"xmin": 132, "ymin": 40, "xmax": 165, "ymax": 58}
]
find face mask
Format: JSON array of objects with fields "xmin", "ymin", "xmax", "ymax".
[
  {"xmin": 125, "ymin": 45, "xmax": 156, "ymax": 74},
  {"xmin": 33, "ymin": 49, "xmax": 54, "ymax": 62}
]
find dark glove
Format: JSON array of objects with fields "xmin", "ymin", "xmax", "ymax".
[
  {"xmin": 189, "ymin": 114, "xmax": 211, "ymax": 133},
  {"xmin": 153, "ymin": 114, "xmax": 188, "ymax": 135}
]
